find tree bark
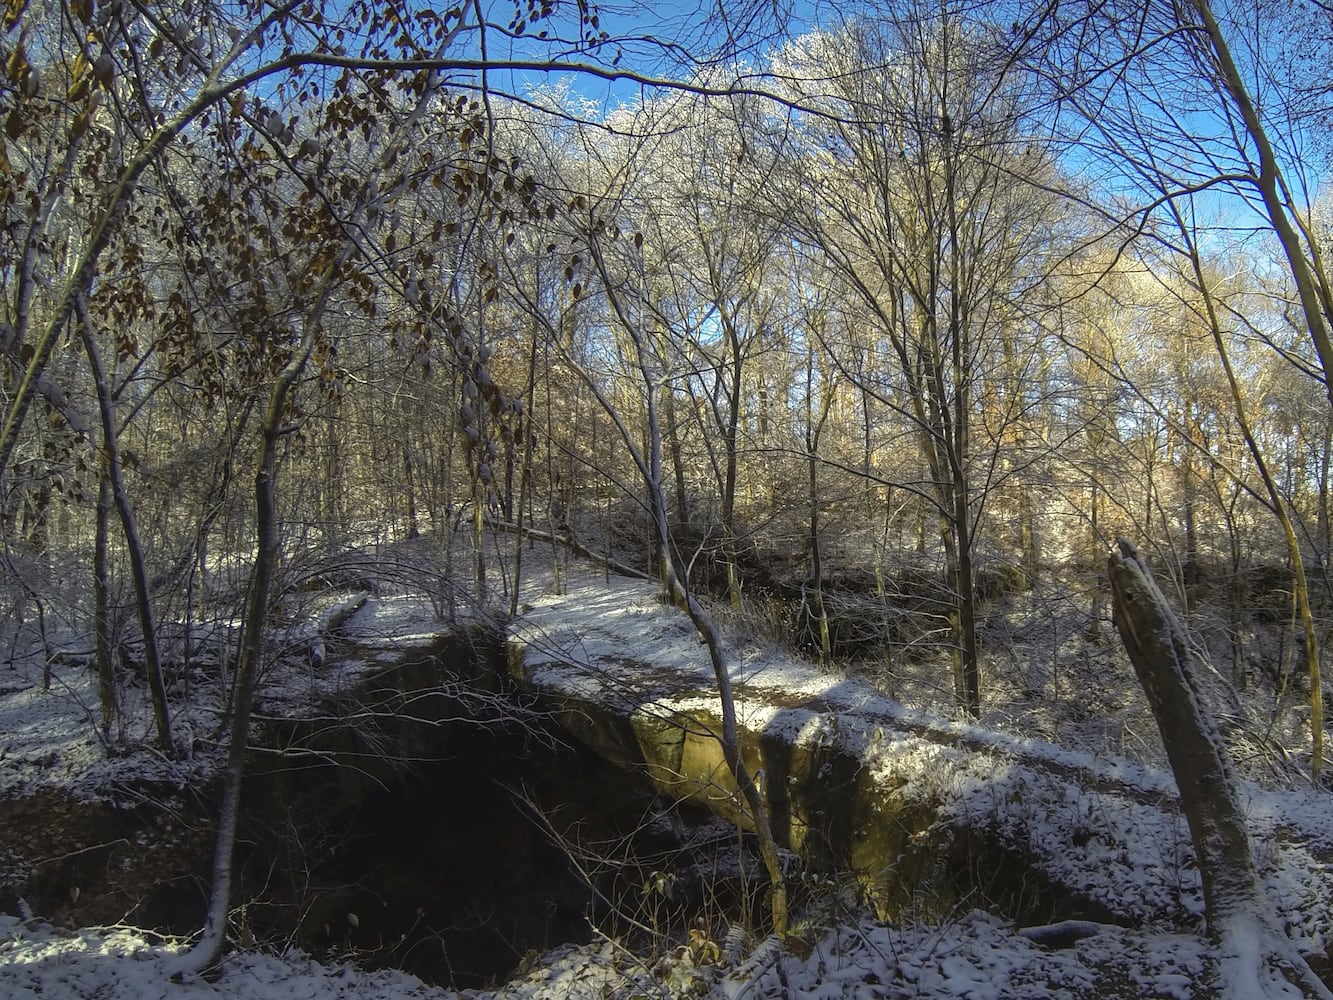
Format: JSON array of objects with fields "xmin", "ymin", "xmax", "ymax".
[
  {"xmin": 509, "ymin": 307, "xmax": 541, "ymax": 620},
  {"xmin": 951, "ymin": 473, "xmax": 981, "ymax": 717},
  {"xmin": 165, "ymin": 47, "xmax": 456, "ymax": 971},
  {"xmin": 664, "ymin": 383, "xmax": 689, "ymax": 528}
]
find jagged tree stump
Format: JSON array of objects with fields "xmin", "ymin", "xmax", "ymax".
[
  {"xmin": 1107, "ymin": 537, "xmax": 1259, "ymax": 931},
  {"xmin": 1108, "ymin": 539, "xmax": 1333, "ymax": 997}
]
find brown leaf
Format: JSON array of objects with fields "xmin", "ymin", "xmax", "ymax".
[
  {"xmin": 4, "ymin": 0, "xmax": 28, "ymax": 31},
  {"xmin": 5, "ymin": 38, "xmax": 27, "ymax": 83},
  {"xmin": 68, "ymin": 108, "xmax": 90, "ymax": 143},
  {"xmin": 69, "ymin": 50, "xmax": 88, "ymax": 85}
]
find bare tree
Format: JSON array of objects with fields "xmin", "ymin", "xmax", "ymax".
[
  {"xmin": 1028, "ymin": 0, "xmax": 1331, "ymax": 777},
  {"xmin": 775, "ymin": 6, "xmax": 1062, "ymax": 714}
]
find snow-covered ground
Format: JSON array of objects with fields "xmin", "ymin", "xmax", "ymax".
[
  {"xmin": 2, "ymin": 542, "xmax": 1331, "ymax": 998},
  {"xmin": 0, "ymin": 900, "xmax": 1309, "ymax": 999}
]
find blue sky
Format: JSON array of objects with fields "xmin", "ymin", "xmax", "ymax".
[{"xmin": 461, "ymin": 0, "xmax": 834, "ymax": 108}]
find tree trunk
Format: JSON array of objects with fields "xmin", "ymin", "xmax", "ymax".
[
  {"xmin": 473, "ymin": 475, "xmax": 486, "ymax": 602},
  {"xmin": 1181, "ymin": 429, "xmax": 1199, "ymax": 600},
  {"xmin": 1319, "ymin": 419, "xmax": 1333, "ymax": 562},
  {"xmin": 721, "ymin": 341, "xmax": 744, "ymax": 611},
  {"xmin": 1223, "ymin": 495, "xmax": 1245, "ymax": 689},
  {"xmin": 1018, "ymin": 485, "xmax": 1037, "ymax": 591},
  {"xmin": 543, "ymin": 353, "xmax": 565, "ymax": 596},
  {"xmin": 945, "ymin": 468, "xmax": 981, "ymax": 717},
  {"xmin": 808, "ymin": 454, "xmax": 831, "ymax": 670},
  {"xmin": 509, "ymin": 316, "xmax": 541, "ymax": 620},
  {"xmin": 22, "ymin": 484, "xmax": 49, "ymax": 556},
  {"xmin": 806, "ymin": 342, "xmax": 833, "ymax": 668},
  {"xmin": 664, "ymin": 385, "xmax": 689, "ymax": 527},
  {"xmin": 159, "ymin": 54, "xmax": 452, "ymax": 958},
  {"xmin": 404, "ymin": 449, "xmax": 420, "ymax": 541},
  {"xmin": 1188, "ymin": 0, "xmax": 1333, "ymax": 411},
  {"xmin": 648, "ymin": 421, "xmax": 788, "ymax": 936},
  {"xmin": 323, "ymin": 411, "xmax": 344, "ymax": 551},
  {"xmin": 78, "ymin": 297, "xmax": 172, "ymax": 752},
  {"xmin": 92, "ymin": 474, "xmax": 117, "ymax": 743},
  {"xmin": 165, "ymin": 370, "xmax": 294, "ymax": 978},
  {"xmin": 1171, "ymin": 207, "xmax": 1325, "ymax": 783},
  {"xmin": 583, "ymin": 236, "xmax": 788, "ymax": 935}
]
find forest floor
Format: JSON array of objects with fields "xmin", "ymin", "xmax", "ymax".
[{"xmin": 1, "ymin": 533, "xmax": 1331, "ymax": 998}]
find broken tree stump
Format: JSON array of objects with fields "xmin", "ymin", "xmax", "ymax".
[
  {"xmin": 1108, "ymin": 538, "xmax": 1333, "ymax": 995},
  {"xmin": 1107, "ymin": 537, "xmax": 1259, "ymax": 933}
]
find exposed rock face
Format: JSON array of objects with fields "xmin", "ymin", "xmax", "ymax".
[{"xmin": 505, "ymin": 621, "xmax": 1095, "ymax": 924}]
